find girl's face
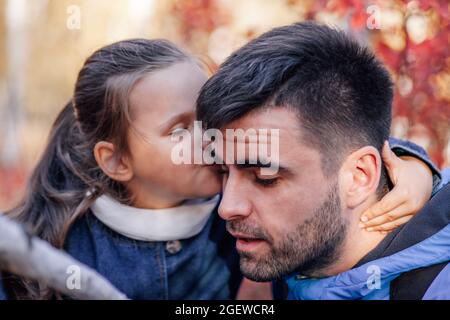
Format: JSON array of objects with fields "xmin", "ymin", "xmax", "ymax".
[{"xmin": 124, "ymin": 60, "xmax": 221, "ymax": 208}]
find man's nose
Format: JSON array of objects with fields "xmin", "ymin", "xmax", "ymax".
[{"xmin": 218, "ymin": 177, "xmax": 252, "ymax": 221}]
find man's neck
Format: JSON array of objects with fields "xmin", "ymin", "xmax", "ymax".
[{"xmin": 313, "ymin": 210, "xmax": 388, "ymax": 278}]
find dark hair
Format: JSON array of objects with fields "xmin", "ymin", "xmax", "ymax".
[
  {"xmin": 197, "ymin": 21, "xmax": 393, "ymax": 176},
  {"xmin": 6, "ymin": 39, "xmax": 190, "ymax": 299}
]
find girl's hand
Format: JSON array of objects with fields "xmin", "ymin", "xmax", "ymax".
[{"xmin": 360, "ymin": 141, "xmax": 433, "ymax": 233}]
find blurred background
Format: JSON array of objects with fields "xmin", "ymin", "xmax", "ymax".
[
  {"xmin": 0, "ymin": 0, "xmax": 449, "ymax": 210},
  {"xmin": 0, "ymin": 0, "xmax": 448, "ymax": 300}
]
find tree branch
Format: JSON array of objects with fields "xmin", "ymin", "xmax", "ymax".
[{"xmin": 0, "ymin": 214, "xmax": 127, "ymax": 300}]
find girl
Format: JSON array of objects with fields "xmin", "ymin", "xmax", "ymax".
[{"xmin": 0, "ymin": 39, "xmax": 440, "ymax": 299}]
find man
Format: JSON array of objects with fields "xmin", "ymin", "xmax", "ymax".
[{"xmin": 196, "ymin": 22, "xmax": 450, "ymax": 299}]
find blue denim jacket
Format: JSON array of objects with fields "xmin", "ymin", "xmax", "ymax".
[
  {"xmin": 0, "ymin": 201, "xmax": 242, "ymax": 300},
  {"xmin": 64, "ymin": 204, "xmax": 241, "ymax": 300},
  {"xmin": 0, "ymin": 137, "xmax": 446, "ymax": 300}
]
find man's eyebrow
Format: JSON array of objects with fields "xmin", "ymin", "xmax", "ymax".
[
  {"xmin": 235, "ymin": 161, "xmax": 292, "ymax": 176},
  {"xmin": 236, "ymin": 160, "xmax": 274, "ymax": 168},
  {"xmin": 213, "ymin": 156, "xmax": 292, "ymax": 176}
]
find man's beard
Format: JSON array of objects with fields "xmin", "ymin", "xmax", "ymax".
[{"xmin": 227, "ymin": 181, "xmax": 348, "ymax": 282}]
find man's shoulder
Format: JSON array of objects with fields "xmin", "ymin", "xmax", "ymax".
[
  {"xmin": 423, "ymin": 262, "xmax": 450, "ymax": 300},
  {"xmin": 390, "ymin": 261, "xmax": 450, "ymax": 300},
  {"xmin": 389, "ymin": 184, "xmax": 450, "ymax": 300}
]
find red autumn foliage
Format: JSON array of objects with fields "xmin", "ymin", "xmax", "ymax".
[{"xmin": 172, "ymin": 0, "xmax": 449, "ymax": 167}]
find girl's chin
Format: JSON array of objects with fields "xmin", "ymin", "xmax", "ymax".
[
  {"xmin": 178, "ymin": 166, "xmax": 222, "ymax": 197},
  {"xmin": 198, "ymin": 165, "xmax": 222, "ymax": 181},
  {"xmin": 193, "ymin": 184, "xmax": 221, "ymax": 197},
  {"xmin": 188, "ymin": 181, "xmax": 221, "ymax": 198}
]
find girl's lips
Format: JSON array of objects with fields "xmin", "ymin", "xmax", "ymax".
[{"xmin": 235, "ymin": 238, "xmax": 266, "ymax": 252}]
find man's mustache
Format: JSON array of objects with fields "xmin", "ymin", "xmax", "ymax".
[{"xmin": 226, "ymin": 220, "xmax": 272, "ymax": 243}]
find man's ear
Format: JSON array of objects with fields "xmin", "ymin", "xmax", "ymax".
[
  {"xmin": 93, "ymin": 141, "xmax": 133, "ymax": 182},
  {"xmin": 340, "ymin": 146, "xmax": 382, "ymax": 209}
]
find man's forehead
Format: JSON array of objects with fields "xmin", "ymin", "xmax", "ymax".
[
  {"xmin": 219, "ymin": 107, "xmax": 301, "ymax": 140},
  {"xmin": 221, "ymin": 129, "xmax": 277, "ymax": 144},
  {"xmin": 207, "ymin": 107, "xmax": 322, "ymax": 172}
]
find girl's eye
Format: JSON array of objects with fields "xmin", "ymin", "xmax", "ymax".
[
  {"xmin": 170, "ymin": 126, "xmax": 188, "ymax": 137},
  {"xmin": 170, "ymin": 121, "xmax": 194, "ymax": 136},
  {"xmin": 255, "ymin": 176, "xmax": 278, "ymax": 187}
]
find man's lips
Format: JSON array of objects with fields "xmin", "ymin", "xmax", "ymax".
[{"xmin": 229, "ymin": 232, "xmax": 266, "ymax": 252}]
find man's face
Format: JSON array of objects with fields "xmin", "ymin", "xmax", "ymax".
[{"xmin": 217, "ymin": 107, "xmax": 349, "ymax": 281}]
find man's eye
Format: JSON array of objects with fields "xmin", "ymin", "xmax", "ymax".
[{"xmin": 255, "ymin": 176, "xmax": 278, "ymax": 187}]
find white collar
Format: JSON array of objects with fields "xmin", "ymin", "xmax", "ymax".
[{"xmin": 91, "ymin": 194, "xmax": 220, "ymax": 242}]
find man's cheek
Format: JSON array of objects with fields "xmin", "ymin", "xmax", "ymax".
[{"xmin": 264, "ymin": 228, "xmax": 281, "ymax": 248}]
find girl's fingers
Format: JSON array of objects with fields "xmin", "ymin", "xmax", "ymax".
[
  {"xmin": 361, "ymin": 200, "xmax": 409, "ymax": 228},
  {"xmin": 360, "ymin": 186, "xmax": 407, "ymax": 223},
  {"xmin": 365, "ymin": 214, "xmax": 413, "ymax": 232},
  {"xmin": 381, "ymin": 140, "xmax": 399, "ymax": 184},
  {"xmin": 381, "ymin": 141, "xmax": 394, "ymax": 164}
]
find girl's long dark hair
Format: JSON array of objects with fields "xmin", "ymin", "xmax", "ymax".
[{"xmin": 5, "ymin": 39, "xmax": 190, "ymax": 299}]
